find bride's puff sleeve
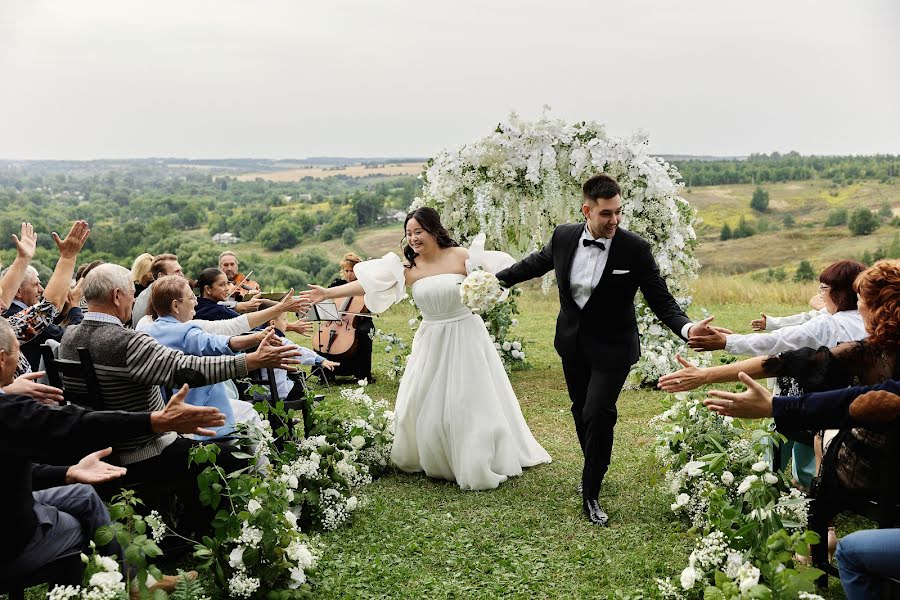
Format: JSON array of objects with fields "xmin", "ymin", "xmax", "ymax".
[
  {"xmin": 352, "ymin": 252, "xmax": 408, "ymax": 314},
  {"xmin": 465, "ymin": 233, "xmax": 516, "ymax": 275}
]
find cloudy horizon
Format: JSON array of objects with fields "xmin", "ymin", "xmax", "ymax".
[{"xmin": 1, "ymin": 0, "xmax": 898, "ymax": 160}]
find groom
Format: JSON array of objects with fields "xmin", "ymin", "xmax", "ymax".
[{"xmin": 497, "ymin": 174, "xmax": 709, "ymax": 526}]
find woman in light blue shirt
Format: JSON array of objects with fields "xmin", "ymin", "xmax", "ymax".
[{"xmin": 145, "ymin": 275, "xmax": 268, "ymax": 438}]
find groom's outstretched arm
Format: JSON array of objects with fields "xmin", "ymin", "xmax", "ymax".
[
  {"xmin": 635, "ymin": 242, "xmax": 691, "ymax": 339},
  {"xmin": 495, "ymin": 231, "xmax": 555, "ymax": 287}
]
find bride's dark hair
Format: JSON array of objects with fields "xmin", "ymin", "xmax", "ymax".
[{"xmin": 402, "ymin": 207, "xmax": 459, "ymax": 267}]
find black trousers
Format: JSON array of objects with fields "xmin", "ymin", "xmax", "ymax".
[{"xmin": 561, "ymin": 350, "xmax": 630, "ymax": 501}]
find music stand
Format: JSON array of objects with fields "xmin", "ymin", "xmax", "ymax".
[{"xmin": 300, "ymin": 300, "xmax": 341, "ymax": 323}]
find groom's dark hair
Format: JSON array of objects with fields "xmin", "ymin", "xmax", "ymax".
[{"xmin": 582, "ymin": 174, "xmax": 621, "ymax": 202}]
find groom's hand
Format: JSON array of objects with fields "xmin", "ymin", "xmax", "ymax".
[{"xmin": 687, "ymin": 316, "xmax": 730, "ymax": 351}]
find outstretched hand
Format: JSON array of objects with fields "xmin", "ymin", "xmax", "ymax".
[
  {"xmin": 65, "ymin": 447, "xmax": 127, "ymax": 484},
  {"xmin": 703, "ymin": 372, "xmax": 773, "ymax": 419},
  {"xmin": 52, "ymin": 220, "xmax": 91, "ymax": 259},
  {"xmin": 657, "ymin": 354, "xmax": 707, "ymax": 392},
  {"xmin": 12, "ymin": 222, "xmax": 37, "ymax": 261},
  {"xmin": 249, "ymin": 327, "xmax": 302, "ymax": 370},
  {"xmin": 151, "ymin": 384, "xmax": 227, "ymax": 436},
  {"xmin": 277, "ymin": 288, "xmax": 313, "ymax": 316},
  {"xmin": 688, "ymin": 316, "xmax": 729, "ymax": 351},
  {"xmin": 750, "ymin": 313, "xmax": 767, "ymax": 332},
  {"xmin": 298, "ymin": 285, "xmax": 328, "ymax": 305},
  {"xmin": 4, "ymin": 372, "xmax": 65, "ymax": 404}
]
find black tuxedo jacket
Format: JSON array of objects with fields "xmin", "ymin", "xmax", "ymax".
[{"xmin": 496, "ymin": 223, "xmax": 691, "ymax": 370}]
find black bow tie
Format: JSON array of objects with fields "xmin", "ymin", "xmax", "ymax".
[{"xmin": 582, "ymin": 239, "xmax": 606, "ymax": 250}]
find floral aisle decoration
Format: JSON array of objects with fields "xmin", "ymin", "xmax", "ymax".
[
  {"xmin": 182, "ymin": 382, "xmax": 394, "ymax": 597},
  {"xmin": 650, "ymin": 392, "xmax": 824, "ymax": 598},
  {"xmin": 413, "ymin": 110, "xmax": 701, "ymax": 385}
]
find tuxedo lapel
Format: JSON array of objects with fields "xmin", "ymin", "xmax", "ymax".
[{"xmin": 558, "ymin": 225, "xmax": 583, "ymax": 302}]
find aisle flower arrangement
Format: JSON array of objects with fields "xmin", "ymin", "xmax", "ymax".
[
  {"xmin": 650, "ymin": 391, "xmax": 824, "ymax": 598},
  {"xmin": 414, "ymin": 110, "xmax": 701, "ymax": 385}
]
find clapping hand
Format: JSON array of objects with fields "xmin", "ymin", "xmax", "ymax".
[
  {"xmin": 12, "ymin": 222, "xmax": 37, "ymax": 261},
  {"xmin": 151, "ymin": 384, "xmax": 227, "ymax": 436},
  {"xmin": 657, "ymin": 355, "xmax": 706, "ymax": 392},
  {"xmin": 65, "ymin": 447, "xmax": 127, "ymax": 484},
  {"xmin": 702, "ymin": 372, "xmax": 773, "ymax": 419},
  {"xmin": 52, "ymin": 220, "xmax": 90, "ymax": 259},
  {"xmin": 688, "ymin": 316, "xmax": 731, "ymax": 351}
]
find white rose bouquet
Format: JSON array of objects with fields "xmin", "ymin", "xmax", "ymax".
[{"xmin": 459, "ymin": 269, "xmax": 504, "ymax": 314}]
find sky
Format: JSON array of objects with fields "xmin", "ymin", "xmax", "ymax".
[{"xmin": 1, "ymin": 0, "xmax": 898, "ymax": 160}]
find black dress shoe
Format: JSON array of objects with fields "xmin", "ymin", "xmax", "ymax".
[{"xmin": 582, "ymin": 497, "xmax": 609, "ymax": 526}]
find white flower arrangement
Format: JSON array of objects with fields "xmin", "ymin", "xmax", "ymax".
[
  {"xmin": 651, "ymin": 391, "xmax": 822, "ymax": 597},
  {"xmin": 459, "ymin": 268, "xmax": 504, "ymax": 314},
  {"xmin": 414, "ymin": 110, "xmax": 701, "ymax": 385}
]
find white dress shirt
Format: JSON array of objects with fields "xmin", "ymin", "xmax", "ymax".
[
  {"xmin": 725, "ymin": 310, "xmax": 866, "ymax": 357},
  {"xmin": 569, "ymin": 224, "xmax": 694, "ymax": 339},
  {"xmin": 569, "ymin": 225, "xmax": 612, "ymax": 309}
]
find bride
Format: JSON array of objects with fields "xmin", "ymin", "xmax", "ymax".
[{"xmin": 301, "ymin": 207, "xmax": 551, "ymax": 490}]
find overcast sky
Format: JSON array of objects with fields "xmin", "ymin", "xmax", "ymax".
[{"xmin": 1, "ymin": 0, "xmax": 897, "ymax": 160}]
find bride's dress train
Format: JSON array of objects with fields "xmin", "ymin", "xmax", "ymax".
[{"xmin": 354, "ymin": 235, "xmax": 551, "ymax": 490}]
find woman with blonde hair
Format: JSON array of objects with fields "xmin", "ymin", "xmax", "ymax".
[{"xmin": 130, "ymin": 253, "xmax": 154, "ymax": 297}]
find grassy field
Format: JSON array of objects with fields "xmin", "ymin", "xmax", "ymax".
[{"xmin": 686, "ymin": 179, "xmax": 899, "ymax": 275}]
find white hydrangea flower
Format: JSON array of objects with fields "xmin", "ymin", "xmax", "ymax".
[
  {"xmin": 751, "ymin": 461, "xmax": 769, "ymax": 472},
  {"xmin": 737, "ymin": 475, "xmax": 758, "ymax": 494},
  {"xmin": 679, "ymin": 565, "xmax": 699, "ymax": 590}
]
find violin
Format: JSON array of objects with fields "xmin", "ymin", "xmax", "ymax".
[
  {"xmin": 229, "ymin": 271, "xmax": 260, "ymax": 299},
  {"xmin": 312, "ymin": 295, "xmax": 370, "ymax": 359}
]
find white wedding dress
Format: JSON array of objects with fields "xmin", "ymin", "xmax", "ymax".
[{"xmin": 354, "ymin": 235, "xmax": 551, "ymax": 490}]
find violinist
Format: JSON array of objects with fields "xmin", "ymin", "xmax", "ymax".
[
  {"xmin": 219, "ymin": 251, "xmax": 260, "ymax": 300},
  {"xmin": 321, "ymin": 252, "xmax": 374, "ymax": 382}
]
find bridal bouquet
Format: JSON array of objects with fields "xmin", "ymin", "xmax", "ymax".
[{"xmin": 459, "ymin": 269, "xmax": 504, "ymax": 314}]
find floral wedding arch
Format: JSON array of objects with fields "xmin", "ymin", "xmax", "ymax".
[{"xmin": 412, "ymin": 111, "xmax": 701, "ymax": 386}]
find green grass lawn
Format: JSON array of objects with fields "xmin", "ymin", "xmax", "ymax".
[{"xmin": 302, "ymin": 291, "xmax": 850, "ymax": 599}]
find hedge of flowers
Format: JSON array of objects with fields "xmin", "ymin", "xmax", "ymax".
[
  {"xmin": 650, "ymin": 391, "xmax": 825, "ymax": 598},
  {"xmin": 413, "ymin": 110, "xmax": 701, "ymax": 385},
  {"xmin": 52, "ymin": 381, "xmax": 394, "ymax": 599}
]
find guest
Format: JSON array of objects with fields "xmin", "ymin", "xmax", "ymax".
[
  {"xmin": 259, "ymin": 312, "xmax": 338, "ymax": 401},
  {"xmin": 130, "ymin": 253, "xmax": 154, "ymax": 297},
  {"xmin": 194, "ymin": 267, "xmax": 263, "ymax": 321},
  {"xmin": 145, "ymin": 275, "xmax": 272, "ymax": 438},
  {"xmin": 0, "ymin": 317, "xmax": 219, "ymax": 591},
  {"xmin": 219, "ymin": 251, "xmax": 260, "ymax": 300},
  {"xmin": 59, "ymin": 264, "xmax": 301, "ymax": 498},
  {"xmin": 0, "ymin": 221, "xmax": 91, "ymax": 375},
  {"xmin": 685, "ymin": 260, "xmax": 868, "ymax": 488},
  {"xmin": 130, "ymin": 253, "xmax": 183, "ymax": 326},
  {"xmin": 661, "ymin": 259, "xmax": 900, "ymax": 496}
]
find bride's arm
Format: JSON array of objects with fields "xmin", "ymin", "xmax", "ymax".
[{"xmin": 299, "ymin": 281, "xmax": 366, "ymax": 304}]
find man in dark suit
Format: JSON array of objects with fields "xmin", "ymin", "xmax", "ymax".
[{"xmin": 497, "ymin": 174, "xmax": 713, "ymax": 526}]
